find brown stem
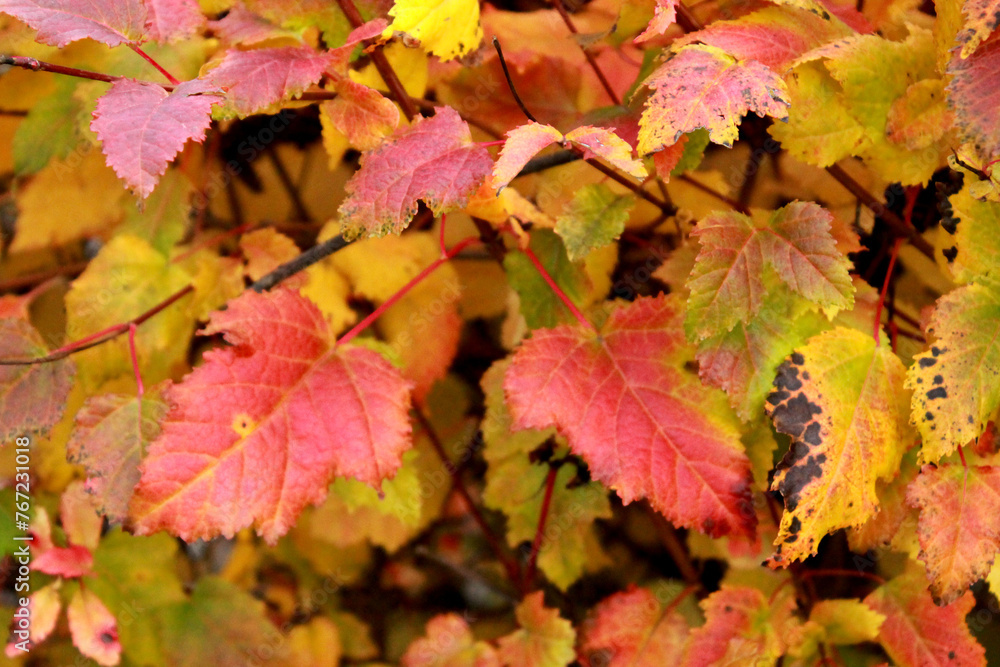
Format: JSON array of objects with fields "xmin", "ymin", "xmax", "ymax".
[
  {"xmin": 492, "ymin": 37, "xmax": 540, "ymax": 124},
  {"xmin": 0, "ymin": 54, "xmax": 168, "ymax": 89},
  {"xmin": 250, "ymin": 234, "xmax": 351, "ymax": 292},
  {"xmin": 414, "ymin": 409, "xmax": 523, "ymax": 586},
  {"xmin": 678, "ymin": 173, "xmax": 750, "ymax": 215},
  {"xmin": 523, "ymin": 465, "xmax": 558, "ymax": 591},
  {"xmin": 825, "ymin": 163, "xmax": 934, "ymax": 259},
  {"xmin": 333, "ymin": 0, "xmax": 419, "ymax": 121},
  {"xmin": 265, "ymin": 149, "xmax": 312, "ymax": 221},
  {"xmin": 0, "ymin": 261, "xmax": 88, "ymax": 292},
  {"xmin": 651, "ymin": 513, "xmax": 701, "ymax": 586},
  {"xmin": 675, "ymin": 0, "xmax": 705, "ymax": 32},
  {"xmin": 549, "ymin": 0, "xmax": 621, "ymax": 106},
  {"xmin": 470, "ymin": 216, "xmax": 508, "ymax": 263},
  {"xmin": 799, "ymin": 568, "xmax": 886, "ymax": 586},
  {"xmin": 586, "ymin": 158, "xmax": 675, "ymax": 214}
]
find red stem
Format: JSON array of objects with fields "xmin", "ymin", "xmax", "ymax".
[
  {"xmin": 129, "ymin": 44, "xmax": 179, "ymax": 85},
  {"xmin": 873, "ymin": 237, "xmax": 903, "ymax": 346},
  {"xmin": 523, "ymin": 465, "xmax": 558, "ymax": 591},
  {"xmin": 438, "ymin": 214, "xmax": 448, "ymax": 257},
  {"xmin": 522, "ymin": 245, "xmax": 595, "ymax": 331},
  {"xmin": 0, "ymin": 285, "xmax": 194, "ymax": 365},
  {"xmin": 336, "ymin": 237, "xmax": 479, "ymax": 346},
  {"xmin": 663, "ymin": 583, "xmax": 699, "ymax": 616},
  {"xmin": 128, "ymin": 323, "xmax": 144, "ymax": 397}
]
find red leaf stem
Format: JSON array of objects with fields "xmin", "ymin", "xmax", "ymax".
[
  {"xmin": 521, "ymin": 245, "xmax": 595, "ymax": 331},
  {"xmin": 336, "ymin": 236, "xmax": 480, "ymax": 346},
  {"xmin": 874, "ymin": 237, "xmax": 904, "ymax": 347},
  {"xmin": 523, "ymin": 464, "xmax": 558, "ymax": 591},
  {"xmin": 129, "ymin": 44, "xmax": 179, "ymax": 85}
]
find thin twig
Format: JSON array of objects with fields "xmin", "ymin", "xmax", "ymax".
[
  {"xmin": 523, "ymin": 465, "xmax": 558, "ymax": 591},
  {"xmin": 825, "ymin": 163, "xmax": 934, "ymax": 259},
  {"xmin": 249, "ymin": 234, "xmax": 351, "ymax": 292},
  {"xmin": 0, "ymin": 261, "xmax": 89, "ymax": 292},
  {"xmin": 549, "ymin": 0, "xmax": 621, "ymax": 106},
  {"xmin": 586, "ymin": 158, "xmax": 674, "ymax": 213},
  {"xmin": 678, "ymin": 173, "xmax": 750, "ymax": 215},
  {"xmin": 265, "ymin": 149, "xmax": 312, "ymax": 221},
  {"xmin": 414, "ymin": 409, "xmax": 523, "ymax": 586},
  {"xmin": 0, "ymin": 285, "xmax": 194, "ymax": 365},
  {"xmin": 518, "ymin": 149, "xmax": 580, "ymax": 176},
  {"xmin": 0, "ymin": 54, "xmax": 166, "ymax": 88},
  {"xmin": 675, "ymin": 0, "xmax": 705, "ymax": 31},
  {"xmin": 492, "ymin": 38, "xmax": 539, "ymax": 124},
  {"xmin": 336, "ymin": 237, "xmax": 479, "ymax": 346},
  {"xmin": 333, "ymin": 0, "xmax": 419, "ymax": 121},
  {"xmin": 651, "ymin": 513, "xmax": 701, "ymax": 586},
  {"xmin": 874, "ymin": 238, "xmax": 904, "ymax": 346}
]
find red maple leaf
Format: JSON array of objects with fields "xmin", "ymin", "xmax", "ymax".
[
  {"xmin": 338, "ymin": 107, "xmax": 493, "ymax": 238},
  {"xmin": 91, "ymin": 78, "xmax": 222, "ymax": 199},
  {"xmin": 145, "ymin": 0, "xmax": 204, "ymax": 43},
  {"xmin": 504, "ymin": 295, "xmax": 755, "ymax": 538},
  {"xmin": 0, "ymin": 0, "xmax": 147, "ymax": 47},
  {"xmin": 206, "ymin": 45, "xmax": 334, "ymax": 117},
  {"xmin": 129, "ymin": 288, "xmax": 414, "ymax": 544}
]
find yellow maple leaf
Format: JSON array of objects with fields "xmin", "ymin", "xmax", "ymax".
[{"xmin": 383, "ymin": 0, "xmax": 483, "ymax": 61}]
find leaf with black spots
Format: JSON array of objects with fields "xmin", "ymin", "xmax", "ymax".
[{"xmin": 765, "ymin": 327, "xmax": 913, "ymax": 566}]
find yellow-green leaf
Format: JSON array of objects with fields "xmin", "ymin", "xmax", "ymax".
[{"xmin": 906, "ymin": 276, "xmax": 1000, "ymax": 464}]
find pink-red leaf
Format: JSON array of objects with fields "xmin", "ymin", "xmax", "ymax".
[
  {"xmin": 339, "ymin": 107, "xmax": 493, "ymax": 238},
  {"xmin": 955, "ymin": 0, "xmax": 1000, "ymax": 57},
  {"xmin": 130, "ymin": 288, "xmax": 414, "ymax": 544},
  {"xmin": 67, "ymin": 393, "xmax": 168, "ymax": 523},
  {"xmin": 864, "ymin": 564, "xmax": 985, "ymax": 667},
  {"xmin": 682, "ymin": 586, "xmax": 797, "ymax": 666},
  {"xmin": 671, "ymin": 6, "xmax": 851, "ymax": 72},
  {"xmin": 564, "ymin": 126, "xmax": 646, "ymax": 179},
  {"xmin": 145, "ymin": 0, "xmax": 203, "ymax": 43},
  {"xmin": 67, "ymin": 587, "xmax": 120, "ymax": 667},
  {"xmin": 635, "ymin": 0, "xmax": 677, "ymax": 42},
  {"xmin": 32, "ymin": 545, "xmax": 93, "ymax": 578},
  {"xmin": 578, "ymin": 585, "xmax": 688, "ymax": 666},
  {"xmin": 948, "ymin": 32, "xmax": 1000, "ymax": 160},
  {"xmin": 907, "ymin": 463, "xmax": 1000, "ymax": 604},
  {"xmin": 638, "ymin": 44, "xmax": 789, "ymax": 154},
  {"xmin": 504, "ymin": 295, "xmax": 755, "ymax": 538},
  {"xmin": 91, "ymin": 79, "xmax": 222, "ymax": 199},
  {"xmin": 0, "ymin": 318, "xmax": 74, "ymax": 440},
  {"xmin": 208, "ymin": 4, "xmax": 294, "ymax": 45},
  {"xmin": 493, "ymin": 122, "xmax": 565, "ymax": 194},
  {"xmin": 206, "ymin": 45, "xmax": 334, "ymax": 117},
  {"xmin": 0, "ymin": 0, "xmax": 146, "ymax": 47},
  {"xmin": 323, "ymin": 78, "xmax": 400, "ymax": 151}
]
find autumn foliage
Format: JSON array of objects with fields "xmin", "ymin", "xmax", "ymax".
[{"xmin": 2, "ymin": 0, "xmax": 1000, "ymax": 663}]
